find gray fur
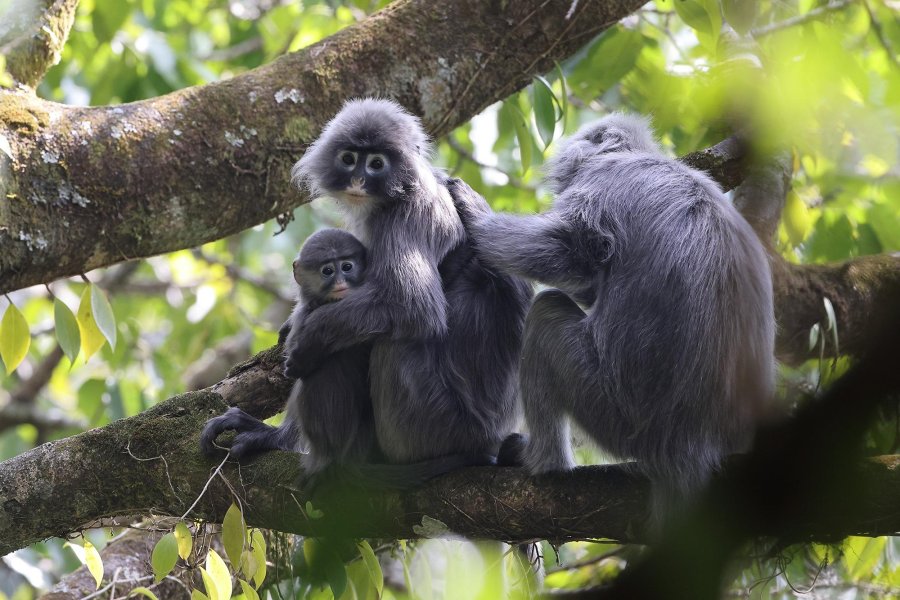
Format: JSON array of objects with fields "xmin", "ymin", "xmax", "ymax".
[
  {"xmin": 467, "ymin": 113, "xmax": 775, "ymax": 521},
  {"xmin": 289, "ymin": 99, "xmax": 532, "ymax": 476},
  {"xmin": 201, "ymin": 229, "xmax": 375, "ymax": 477}
]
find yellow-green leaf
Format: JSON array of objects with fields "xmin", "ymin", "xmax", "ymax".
[
  {"xmin": 174, "ymin": 521, "xmax": 192, "ymax": 561},
  {"xmin": 250, "ymin": 529, "xmax": 267, "ymax": 588},
  {"xmin": 0, "ymin": 302, "xmax": 30, "ymax": 374},
  {"xmin": 90, "ymin": 284, "xmax": 117, "ymax": 350},
  {"xmin": 199, "ymin": 567, "xmax": 219, "ymax": 600},
  {"xmin": 206, "ymin": 549, "xmax": 232, "ymax": 600},
  {"xmin": 783, "ymin": 191, "xmax": 812, "ymax": 246},
  {"xmin": 222, "ymin": 502, "xmax": 246, "ymax": 570},
  {"xmin": 151, "ymin": 533, "xmax": 178, "ymax": 583},
  {"xmin": 129, "ymin": 587, "xmax": 160, "ymax": 600},
  {"xmin": 239, "ymin": 579, "xmax": 260, "ymax": 600},
  {"xmin": 54, "ymin": 298, "xmax": 81, "ymax": 364},
  {"xmin": 84, "ymin": 541, "xmax": 104, "ymax": 589},
  {"xmin": 191, "ymin": 590, "xmax": 209, "ymax": 600},
  {"xmin": 77, "ymin": 286, "xmax": 107, "ymax": 361},
  {"xmin": 357, "ymin": 540, "xmax": 384, "ymax": 597}
]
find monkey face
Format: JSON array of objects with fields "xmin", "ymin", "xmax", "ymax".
[{"xmin": 322, "ymin": 148, "xmax": 398, "ymax": 203}]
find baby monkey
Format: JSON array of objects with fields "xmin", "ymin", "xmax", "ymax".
[{"xmin": 201, "ymin": 228, "xmax": 376, "ymax": 476}]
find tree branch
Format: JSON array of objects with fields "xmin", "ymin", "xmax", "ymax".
[
  {"xmin": 0, "ymin": 0, "xmax": 645, "ymax": 294},
  {"xmin": 2, "ymin": 343, "xmax": 900, "ymax": 555},
  {"xmin": 0, "ymin": 0, "xmax": 80, "ymax": 87}
]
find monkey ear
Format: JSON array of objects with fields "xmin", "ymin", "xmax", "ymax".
[{"xmin": 596, "ymin": 126, "xmax": 629, "ymax": 153}]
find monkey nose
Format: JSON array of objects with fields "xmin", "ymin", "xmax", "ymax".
[{"xmin": 350, "ymin": 177, "xmax": 364, "ymax": 188}]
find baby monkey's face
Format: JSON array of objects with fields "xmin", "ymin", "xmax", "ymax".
[{"xmin": 294, "ymin": 253, "xmax": 365, "ymax": 303}]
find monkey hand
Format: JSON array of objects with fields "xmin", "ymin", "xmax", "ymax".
[
  {"xmin": 446, "ymin": 177, "xmax": 491, "ymax": 226},
  {"xmin": 277, "ymin": 318, "xmax": 292, "ymax": 346}
]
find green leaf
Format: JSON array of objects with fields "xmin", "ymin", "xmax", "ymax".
[
  {"xmin": 129, "ymin": 587, "xmax": 160, "ymax": 600},
  {"xmin": 504, "ymin": 101, "xmax": 532, "ymax": 175},
  {"xmin": 77, "ymin": 286, "xmax": 108, "ymax": 361},
  {"xmin": 239, "ymin": 579, "xmax": 260, "ymax": 600},
  {"xmin": 250, "ymin": 529, "xmax": 267, "ymax": 588},
  {"xmin": 206, "ymin": 549, "xmax": 232, "ymax": 600},
  {"xmin": 0, "ymin": 302, "xmax": 30, "ymax": 374},
  {"xmin": 84, "ymin": 541, "xmax": 104, "ymax": 588},
  {"xmin": 305, "ymin": 500, "xmax": 324, "ymax": 519},
  {"xmin": 673, "ymin": 0, "xmax": 721, "ymax": 36},
  {"xmin": 54, "ymin": 298, "xmax": 81, "ymax": 364},
  {"xmin": 325, "ymin": 552, "xmax": 348, "ymax": 600},
  {"xmin": 554, "ymin": 63, "xmax": 568, "ymax": 129},
  {"xmin": 532, "ymin": 76, "xmax": 557, "ymax": 149},
  {"xmin": 808, "ymin": 323, "xmax": 821, "ymax": 352},
  {"xmin": 174, "ymin": 521, "xmax": 192, "ymax": 561},
  {"xmin": 783, "ymin": 191, "xmax": 812, "ymax": 247},
  {"xmin": 91, "ymin": 284, "xmax": 117, "ymax": 350},
  {"xmin": 190, "ymin": 591, "xmax": 209, "ymax": 600},
  {"xmin": 721, "ymin": 0, "xmax": 757, "ymax": 34},
  {"xmin": 151, "ymin": 532, "xmax": 178, "ymax": 583},
  {"xmin": 199, "ymin": 567, "xmax": 219, "ymax": 600},
  {"xmin": 357, "ymin": 540, "xmax": 384, "ymax": 597},
  {"xmin": 222, "ymin": 503, "xmax": 246, "ymax": 570},
  {"xmin": 92, "ymin": 0, "xmax": 133, "ymax": 43},
  {"xmin": 569, "ymin": 26, "xmax": 644, "ymax": 100}
]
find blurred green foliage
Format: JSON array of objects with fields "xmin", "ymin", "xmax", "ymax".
[{"xmin": 1, "ymin": 0, "xmax": 899, "ymax": 597}]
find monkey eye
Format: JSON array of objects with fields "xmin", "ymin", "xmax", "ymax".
[
  {"xmin": 341, "ymin": 262, "xmax": 353, "ymax": 273},
  {"xmin": 321, "ymin": 265, "xmax": 335, "ymax": 277},
  {"xmin": 366, "ymin": 153, "xmax": 388, "ymax": 173},
  {"xmin": 339, "ymin": 151, "xmax": 357, "ymax": 168}
]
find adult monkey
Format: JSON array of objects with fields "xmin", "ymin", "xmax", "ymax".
[
  {"xmin": 287, "ymin": 98, "xmax": 531, "ymax": 484},
  {"xmin": 457, "ymin": 113, "xmax": 775, "ymax": 523}
]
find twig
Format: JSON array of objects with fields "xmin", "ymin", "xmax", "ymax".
[
  {"xmin": 751, "ymin": 0, "xmax": 856, "ymax": 37},
  {"xmin": 446, "ymin": 138, "xmax": 532, "ymax": 190},
  {"xmin": 862, "ymin": 0, "xmax": 900, "ymax": 69},
  {"xmin": 181, "ymin": 453, "xmax": 231, "ymax": 520}
]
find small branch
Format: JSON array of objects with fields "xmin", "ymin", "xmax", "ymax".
[
  {"xmin": 750, "ymin": 0, "xmax": 857, "ymax": 38},
  {"xmin": 862, "ymin": 0, "xmax": 900, "ymax": 70},
  {"xmin": 446, "ymin": 137, "xmax": 532, "ymax": 190},
  {"xmin": 192, "ymin": 249, "xmax": 294, "ymax": 303}
]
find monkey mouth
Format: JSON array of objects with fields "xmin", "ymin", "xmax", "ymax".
[
  {"xmin": 342, "ymin": 186, "xmax": 369, "ymax": 199},
  {"xmin": 329, "ymin": 287, "xmax": 349, "ymax": 300}
]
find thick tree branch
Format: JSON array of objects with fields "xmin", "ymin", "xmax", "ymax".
[
  {"xmin": 0, "ymin": 0, "xmax": 645, "ymax": 293},
  {"xmin": 0, "ymin": 0, "xmax": 80, "ymax": 87},
  {"xmin": 2, "ymin": 344, "xmax": 900, "ymax": 555}
]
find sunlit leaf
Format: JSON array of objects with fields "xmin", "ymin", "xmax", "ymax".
[
  {"xmin": 357, "ymin": 540, "xmax": 384, "ymax": 597},
  {"xmin": 569, "ymin": 26, "xmax": 643, "ymax": 100},
  {"xmin": 222, "ymin": 502, "xmax": 246, "ymax": 570},
  {"xmin": 206, "ymin": 549, "xmax": 232, "ymax": 600},
  {"xmin": 191, "ymin": 590, "xmax": 209, "ymax": 600},
  {"xmin": 77, "ymin": 286, "xmax": 108, "ymax": 361},
  {"xmin": 199, "ymin": 567, "xmax": 219, "ymax": 600},
  {"xmin": 250, "ymin": 529, "xmax": 267, "ymax": 588},
  {"xmin": 783, "ymin": 191, "xmax": 812, "ymax": 247},
  {"xmin": 84, "ymin": 541, "xmax": 104, "ymax": 588},
  {"xmin": 0, "ymin": 302, "xmax": 30, "ymax": 374},
  {"xmin": 54, "ymin": 298, "xmax": 81, "ymax": 364},
  {"xmin": 239, "ymin": 579, "xmax": 260, "ymax": 600},
  {"xmin": 673, "ymin": 0, "xmax": 721, "ymax": 37},
  {"xmin": 823, "ymin": 297, "xmax": 839, "ymax": 355},
  {"xmin": 151, "ymin": 533, "xmax": 178, "ymax": 583},
  {"xmin": 555, "ymin": 63, "xmax": 568, "ymax": 129},
  {"xmin": 91, "ymin": 284, "xmax": 117, "ymax": 350},
  {"xmin": 129, "ymin": 587, "xmax": 160, "ymax": 600},
  {"xmin": 174, "ymin": 521, "xmax": 192, "ymax": 561}
]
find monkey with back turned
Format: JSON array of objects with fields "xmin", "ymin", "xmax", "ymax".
[
  {"xmin": 453, "ymin": 113, "xmax": 775, "ymax": 523},
  {"xmin": 201, "ymin": 228, "xmax": 377, "ymax": 476}
]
